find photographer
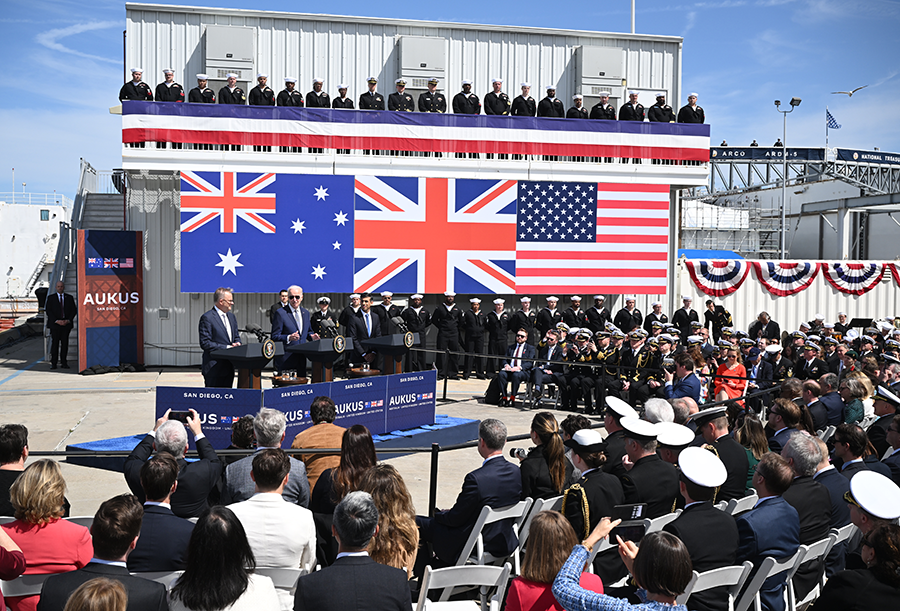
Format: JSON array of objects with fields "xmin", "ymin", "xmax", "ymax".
[
  {"xmin": 515, "ymin": 412, "xmax": 575, "ymax": 500},
  {"xmin": 564, "ymin": 330, "xmax": 601, "ymax": 414},
  {"xmin": 663, "ymin": 352, "xmax": 701, "ymax": 403}
]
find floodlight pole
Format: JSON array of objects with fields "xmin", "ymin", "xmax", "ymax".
[
  {"xmin": 631, "ymin": 0, "xmax": 636, "ymax": 33},
  {"xmin": 775, "ymin": 100, "xmax": 797, "ymax": 258}
]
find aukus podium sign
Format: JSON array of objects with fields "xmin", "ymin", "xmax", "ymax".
[{"xmin": 155, "ymin": 370, "xmax": 436, "ymax": 448}]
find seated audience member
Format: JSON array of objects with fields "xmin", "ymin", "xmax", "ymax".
[
  {"xmin": 810, "ymin": 437, "xmax": 851, "ymax": 576},
  {"xmin": 655, "ymin": 422, "xmax": 695, "ymax": 466},
  {"xmin": 618, "ymin": 417, "xmax": 679, "ymax": 518},
  {"xmin": 670, "ymin": 396, "xmax": 699, "ymax": 426},
  {"xmin": 0, "ymin": 527, "xmax": 26, "ymax": 611},
  {"xmin": 690, "ymin": 406, "xmax": 750, "ymax": 502},
  {"xmin": 293, "ymin": 492, "xmax": 412, "ymax": 611},
  {"xmin": 506, "ymin": 511, "xmax": 604, "ymax": 611},
  {"xmin": 766, "ymin": 399, "xmax": 801, "ymax": 453},
  {"xmin": 496, "ymin": 329, "xmax": 536, "ymax": 407},
  {"xmin": 518, "ymin": 412, "xmax": 574, "ymax": 500},
  {"xmin": 663, "ymin": 352, "xmax": 701, "ymax": 403},
  {"xmin": 290, "ymin": 396, "xmax": 346, "ymax": 491},
  {"xmin": 663, "ymin": 447, "xmax": 739, "ymax": 611},
  {"xmin": 802, "ymin": 380, "xmax": 828, "ymax": 432},
  {"xmin": 169, "ymin": 506, "xmax": 279, "ymax": 611},
  {"xmin": 223, "ymin": 408, "xmax": 310, "ymax": 507},
  {"xmin": 559, "ymin": 414, "xmax": 592, "ymax": 479},
  {"xmin": 735, "ymin": 453, "xmax": 800, "ymax": 611},
  {"xmin": 883, "ymin": 414, "xmax": 900, "ymax": 485},
  {"xmin": 780, "ymin": 434, "xmax": 832, "ymax": 602},
  {"xmin": 229, "ymin": 449, "xmax": 315, "ymax": 610},
  {"xmin": 844, "ymin": 470, "xmax": 900, "ymax": 571},
  {"xmin": 817, "ymin": 373, "xmax": 844, "ymax": 426},
  {"xmin": 2, "ymin": 460, "xmax": 92, "ymax": 611},
  {"xmin": 868, "ymin": 385, "xmax": 900, "ymax": 457},
  {"xmin": 642, "ymin": 398, "xmax": 674, "ymax": 424},
  {"xmin": 734, "ymin": 416, "xmax": 768, "ymax": 490},
  {"xmin": 0, "ymin": 424, "xmax": 70, "ymax": 517},
  {"xmin": 415, "ymin": 419, "xmax": 521, "ymax": 571},
  {"xmin": 553, "ymin": 519, "xmax": 693, "ymax": 611},
  {"xmin": 713, "ymin": 348, "xmax": 746, "ymax": 403},
  {"xmin": 601, "ymin": 398, "xmax": 639, "ymax": 480},
  {"xmin": 833, "ymin": 423, "xmax": 892, "ymax": 479},
  {"xmin": 62, "ymin": 578, "xmax": 127, "ymax": 611},
  {"xmin": 358, "ymin": 464, "xmax": 418, "ymax": 579},
  {"xmin": 37, "ymin": 495, "xmax": 168, "ymax": 611},
  {"xmin": 223, "ymin": 416, "xmax": 255, "ymax": 467},
  {"xmin": 127, "ymin": 453, "xmax": 194, "ymax": 572},
  {"xmin": 123, "ymin": 409, "xmax": 222, "ymax": 518},
  {"xmin": 813, "ymin": 523, "xmax": 900, "ymax": 611},
  {"xmin": 839, "ymin": 376, "xmax": 866, "ymax": 425}
]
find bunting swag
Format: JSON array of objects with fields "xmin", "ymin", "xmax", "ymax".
[
  {"xmin": 822, "ymin": 263, "xmax": 884, "ymax": 295},
  {"xmin": 887, "ymin": 263, "xmax": 900, "ymax": 287},
  {"xmin": 684, "ymin": 260, "xmax": 750, "ymax": 297},
  {"xmin": 752, "ymin": 262, "xmax": 820, "ymax": 296}
]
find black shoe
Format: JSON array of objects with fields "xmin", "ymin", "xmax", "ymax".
[
  {"xmin": 61, "ymin": 363, "xmax": 70, "ymax": 369},
  {"xmin": 462, "ymin": 375, "xmax": 470, "ymax": 380},
  {"xmin": 475, "ymin": 374, "xmax": 487, "ymax": 380},
  {"xmin": 50, "ymin": 364, "xmax": 58, "ymax": 370}
]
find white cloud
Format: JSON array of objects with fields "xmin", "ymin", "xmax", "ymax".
[
  {"xmin": 683, "ymin": 12, "xmax": 697, "ymax": 37},
  {"xmin": 35, "ymin": 21, "xmax": 120, "ymax": 64}
]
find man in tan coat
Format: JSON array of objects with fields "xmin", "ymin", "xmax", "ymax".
[{"xmin": 291, "ymin": 396, "xmax": 346, "ymax": 490}]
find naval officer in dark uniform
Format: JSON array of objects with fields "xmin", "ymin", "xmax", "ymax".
[
  {"xmin": 310, "ymin": 297, "xmax": 337, "ymax": 337},
  {"xmin": 276, "ymin": 77, "xmax": 303, "ymax": 106},
  {"xmin": 463, "ymin": 298, "xmax": 487, "ymax": 379},
  {"xmin": 619, "ymin": 91, "xmax": 645, "ymax": 121},
  {"xmin": 119, "ymin": 68, "xmax": 153, "ymax": 101},
  {"xmin": 388, "ymin": 78, "xmax": 415, "ymax": 111},
  {"xmin": 305, "ymin": 78, "xmax": 330, "ymax": 108},
  {"xmin": 511, "ymin": 82, "xmax": 536, "ymax": 116},
  {"xmin": 537, "ymin": 85, "xmax": 565, "ymax": 117},
  {"xmin": 618, "ymin": 416, "xmax": 680, "ymax": 518},
  {"xmin": 155, "ymin": 69, "xmax": 184, "ymax": 102},
  {"xmin": 188, "ymin": 74, "xmax": 216, "ymax": 104},
  {"xmin": 486, "ymin": 299, "xmax": 511, "ymax": 375},
  {"xmin": 431, "ymin": 292, "xmax": 464, "ymax": 379},
  {"xmin": 358, "ymin": 76, "xmax": 385, "ymax": 110},
  {"xmin": 248, "ymin": 73, "xmax": 275, "ymax": 106},
  {"xmin": 418, "ymin": 77, "xmax": 447, "ymax": 112},
  {"xmin": 589, "ymin": 93, "xmax": 617, "ymax": 120},
  {"xmin": 401, "ymin": 294, "xmax": 430, "ymax": 371},
  {"xmin": 677, "ymin": 92, "xmax": 705, "ymax": 123},
  {"xmin": 218, "ymin": 73, "xmax": 246, "ymax": 104},
  {"xmin": 566, "ymin": 94, "xmax": 588, "ymax": 119},
  {"xmin": 647, "ymin": 92, "xmax": 676, "ymax": 122},
  {"xmin": 690, "ymin": 406, "xmax": 751, "ymax": 503}
]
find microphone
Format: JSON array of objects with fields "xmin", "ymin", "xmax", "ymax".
[
  {"xmin": 320, "ymin": 319, "xmax": 338, "ymax": 337},
  {"xmin": 239, "ymin": 323, "xmax": 269, "ymax": 341},
  {"xmin": 391, "ymin": 316, "xmax": 409, "ymax": 332}
]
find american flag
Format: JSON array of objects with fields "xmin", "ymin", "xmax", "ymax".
[
  {"xmin": 120, "ymin": 258, "xmax": 134, "ymax": 269},
  {"xmin": 515, "ymin": 181, "xmax": 669, "ymax": 293},
  {"xmin": 180, "ymin": 171, "xmax": 276, "ymax": 234}
]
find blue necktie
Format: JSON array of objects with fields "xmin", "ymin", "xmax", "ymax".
[{"xmin": 365, "ymin": 313, "xmax": 371, "ymax": 335}]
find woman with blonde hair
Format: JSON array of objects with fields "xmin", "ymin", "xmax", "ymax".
[
  {"xmin": 506, "ymin": 511, "xmax": 603, "ymax": 611},
  {"xmin": 1, "ymin": 460, "xmax": 92, "ymax": 611},
  {"xmin": 63, "ymin": 578, "xmax": 127, "ymax": 611},
  {"xmin": 357, "ymin": 463, "xmax": 419, "ymax": 579},
  {"xmin": 519, "ymin": 412, "xmax": 574, "ymax": 500}
]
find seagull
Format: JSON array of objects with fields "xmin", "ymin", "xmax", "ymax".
[{"xmin": 831, "ymin": 85, "xmax": 868, "ymax": 97}]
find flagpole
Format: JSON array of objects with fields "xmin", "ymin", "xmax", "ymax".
[{"xmin": 826, "ymin": 105, "xmax": 829, "ymax": 154}]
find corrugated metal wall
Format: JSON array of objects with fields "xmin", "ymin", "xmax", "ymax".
[{"xmin": 677, "ymin": 259, "xmax": 900, "ymax": 335}]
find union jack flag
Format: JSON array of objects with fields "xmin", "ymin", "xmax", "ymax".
[
  {"xmin": 353, "ymin": 177, "xmax": 517, "ymax": 294},
  {"xmin": 103, "ymin": 258, "xmax": 119, "ymax": 268},
  {"xmin": 180, "ymin": 171, "xmax": 277, "ymax": 234}
]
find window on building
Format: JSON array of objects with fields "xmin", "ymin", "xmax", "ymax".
[{"xmin": 40, "ymin": 209, "xmax": 49, "ymax": 221}]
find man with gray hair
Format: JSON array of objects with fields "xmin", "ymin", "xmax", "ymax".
[
  {"xmin": 642, "ymin": 398, "xmax": 674, "ymax": 424},
  {"xmin": 781, "ymin": 433, "xmax": 832, "ymax": 600},
  {"xmin": 293, "ymin": 491, "xmax": 412, "ymax": 611},
  {"xmin": 222, "ymin": 408, "xmax": 310, "ymax": 506},
  {"xmin": 124, "ymin": 408, "xmax": 223, "ymax": 518},
  {"xmin": 199, "ymin": 286, "xmax": 241, "ymax": 387},
  {"xmin": 414, "ymin": 419, "xmax": 521, "ymax": 571}
]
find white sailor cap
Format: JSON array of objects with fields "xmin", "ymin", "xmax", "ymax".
[
  {"xmin": 655, "ymin": 422, "xmax": 695, "ymax": 449},
  {"xmin": 598, "ymin": 92, "xmax": 609, "ymax": 97},
  {"xmin": 799, "ymin": 321, "xmax": 811, "ymax": 329},
  {"xmin": 521, "ymin": 82, "xmax": 531, "ymax": 88},
  {"xmin": 546, "ymin": 296, "xmax": 559, "ymax": 302},
  {"xmin": 656, "ymin": 92, "xmax": 666, "ymax": 97},
  {"xmin": 873, "ymin": 385, "xmax": 900, "ymax": 408},
  {"xmin": 621, "ymin": 416, "xmax": 658, "ymax": 442},
  {"xmin": 444, "ymin": 291, "xmax": 456, "ymax": 296},
  {"xmin": 651, "ymin": 301, "xmax": 662, "ymax": 307},
  {"xmin": 848, "ymin": 471, "xmax": 900, "ymax": 520},
  {"xmin": 846, "ymin": 329, "xmax": 860, "ymax": 340},
  {"xmin": 520, "ymin": 296, "xmax": 531, "ymax": 302},
  {"xmin": 493, "ymin": 298, "xmax": 505, "ymax": 305},
  {"xmin": 163, "ymin": 68, "xmax": 174, "ymax": 74},
  {"xmin": 689, "ymin": 405, "xmax": 727, "ymax": 426},
  {"xmin": 686, "ymin": 335, "xmax": 703, "ymax": 345},
  {"xmin": 679, "ymin": 446, "xmax": 728, "ymax": 488},
  {"xmin": 317, "ymin": 296, "xmax": 331, "ymax": 304},
  {"xmin": 395, "ymin": 78, "xmax": 407, "ymax": 85},
  {"xmin": 606, "ymin": 396, "xmax": 638, "ymax": 420},
  {"xmin": 470, "ymin": 298, "xmax": 481, "ymax": 304},
  {"xmin": 838, "ymin": 311, "xmax": 847, "ymax": 317},
  {"xmin": 461, "ymin": 79, "xmax": 472, "ymax": 85},
  {"xmin": 492, "ymin": 78, "xmax": 503, "ymax": 83},
  {"xmin": 569, "ymin": 327, "xmax": 582, "ymax": 336},
  {"xmin": 628, "ymin": 90, "xmax": 638, "ymax": 95},
  {"xmin": 380, "ymin": 291, "xmax": 393, "ymax": 298},
  {"xmin": 766, "ymin": 344, "xmax": 783, "ymax": 354},
  {"xmin": 546, "ymin": 84, "xmax": 556, "ymax": 90},
  {"xmin": 196, "ymin": 73, "xmax": 209, "ymax": 80},
  {"xmin": 313, "ymin": 77, "xmax": 324, "ymax": 84},
  {"xmin": 824, "ymin": 323, "xmax": 835, "ymax": 329},
  {"xmin": 410, "ymin": 294, "xmax": 424, "ymax": 300},
  {"xmin": 879, "ymin": 320, "xmax": 894, "ymax": 331},
  {"xmin": 573, "ymin": 94, "xmax": 583, "ymax": 100},
  {"xmin": 883, "ymin": 354, "xmax": 900, "ymax": 367},
  {"xmin": 557, "ymin": 322, "xmax": 571, "ymax": 331},
  {"xmin": 682, "ymin": 295, "xmax": 692, "ymax": 301},
  {"xmin": 130, "ymin": 67, "xmax": 143, "ymax": 74},
  {"xmin": 689, "ymin": 92, "xmax": 698, "ymax": 98},
  {"xmin": 225, "ymin": 73, "xmax": 238, "ymax": 78},
  {"xmin": 815, "ymin": 313, "xmax": 825, "ymax": 320},
  {"xmin": 564, "ymin": 429, "xmax": 607, "ymax": 453},
  {"xmin": 284, "ymin": 77, "xmax": 297, "ymax": 83},
  {"xmin": 594, "ymin": 295, "xmax": 605, "ymax": 301},
  {"xmin": 367, "ymin": 76, "xmax": 378, "ymax": 83},
  {"xmin": 570, "ymin": 296, "xmax": 582, "ymax": 301},
  {"xmin": 338, "ymin": 84, "xmax": 348, "ymax": 89},
  {"xmin": 626, "ymin": 295, "xmax": 637, "ymax": 302},
  {"xmin": 428, "ymin": 77, "xmax": 439, "ymax": 84},
  {"xmin": 808, "ymin": 335, "xmax": 822, "ymax": 343},
  {"xmin": 257, "ymin": 73, "xmax": 268, "ymax": 78},
  {"xmin": 349, "ymin": 293, "xmax": 361, "ymax": 299}
]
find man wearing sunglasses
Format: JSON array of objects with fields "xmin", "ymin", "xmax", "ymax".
[
  {"xmin": 497, "ymin": 329, "xmax": 535, "ymax": 407},
  {"xmin": 271, "ymin": 285, "xmax": 319, "ymax": 377}
]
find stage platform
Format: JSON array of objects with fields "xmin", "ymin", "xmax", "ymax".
[{"xmin": 66, "ymin": 414, "xmax": 479, "ymax": 473}]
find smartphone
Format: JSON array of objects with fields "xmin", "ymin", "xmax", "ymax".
[
  {"xmin": 612, "ymin": 503, "xmax": 647, "ymax": 522},
  {"xmin": 169, "ymin": 411, "xmax": 191, "ymax": 424},
  {"xmin": 611, "ymin": 503, "xmax": 648, "ymax": 543}
]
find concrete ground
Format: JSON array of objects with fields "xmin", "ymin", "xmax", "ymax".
[{"xmin": 0, "ymin": 336, "xmax": 605, "ymax": 516}]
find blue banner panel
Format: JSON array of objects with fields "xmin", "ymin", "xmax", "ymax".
[
  {"xmin": 709, "ymin": 147, "xmax": 825, "ymax": 161},
  {"xmin": 263, "ymin": 382, "xmax": 331, "ymax": 442},
  {"xmin": 155, "ymin": 386, "xmax": 262, "ymax": 448},
  {"xmin": 385, "ymin": 370, "xmax": 438, "ymax": 432},
  {"xmin": 836, "ymin": 148, "xmax": 900, "ymax": 166},
  {"xmin": 330, "ymin": 376, "xmax": 390, "ymax": 432}
]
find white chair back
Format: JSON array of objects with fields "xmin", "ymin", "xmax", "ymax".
[
  {"xmin": 676, "ymin": 561, "xmax": 753, "ymax": 609},
  {"xmin": 787, "ymin": 535, "xmax": 837, "ymax": 611},
  {"xmin": 254, "ymin": 567, "xmax": 303, "ymax": 592},
  {"xmin": 417, "ymin": 562, "xmax": 511, "ymax": 611},
  {"xmin": 641, "ymin": 510, "xmax": 682, "ymax": 535},
  {"xmin": 735, "ymin": 548, "xmax": 806, "ymax": 611},
  {"xmin": 725, "ymin": 493, "xmax": 759, "ymax": 517},
  {"xmin": 516, "ymin": 496, "xmax": 562, "ymax": 575},
  {"xmin": 713, "ymin": 501, "xmax": 728, "ymax": 511},
  {"xmin": 829, "ymin": 523, "xmax": 858, "ymax": 546},
  {"xmin": 455, "ymin": 499, "xmax": 532, "ymax": 568},
  {"xmin": 0, "ymin": 516, "xmax": 16, "ymax": 525},
  {"xmin": 0, "ymin": 573, "xmax": 53, "ymax": 598},
  {"xmin": 817, "ymin": 426, "xmax": 836, "ymax": 443}
]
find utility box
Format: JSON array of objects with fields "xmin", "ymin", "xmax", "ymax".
[
  {"xmin": 204, "ymin": 25, "xmax": 255, "ymax": 87},
  {"xmin": 574, "ymin": 46, "xmax": 626, "ymax": 115},
  {"xmin": 398, "ymin": 36, "xmax": 446, "ymax": 101}
]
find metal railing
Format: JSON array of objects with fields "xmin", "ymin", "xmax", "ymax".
[{"xmin": 0, "ymin": 192, "xmax": 74, "ymax": 207}]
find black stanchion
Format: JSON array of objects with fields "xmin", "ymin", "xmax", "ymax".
[
  {"xmin": 441, "ymin": 348, "xmax": 451, "ymax": 401},
  {"xmin": 428, "ymin": 442, "xmax": 440, "ymax": 517}
]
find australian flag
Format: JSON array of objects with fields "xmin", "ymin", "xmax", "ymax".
[
  {"xmin": 180, "ymin": 171, "xmax": 355, "ymax": 292},
  {"xmin": 826, "ymin": 110, "xmax": 841, "ymax": 129}
]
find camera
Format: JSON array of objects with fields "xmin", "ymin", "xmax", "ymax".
[
  {"xmin": 662, "ymin": 358, "xmax": 676, "ymax": 373},
  {"xmin": 509, "ymin": 447, "xmax": 528, "ymax": 460}
]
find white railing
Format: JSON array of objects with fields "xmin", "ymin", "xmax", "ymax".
[{"xmin": 0, "ymin": 192, "xmax": 74, "ymax": 207}]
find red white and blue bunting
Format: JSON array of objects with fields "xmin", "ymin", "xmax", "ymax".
[
  {"xmin": 752, "ymin": 262, "xmax": 821, "ymax": 296},
  {"xmin": 887, "ymin": 264, "xmax": 900, "ymax": 287},
  {"xmin": 684, "ymin": 260, "xmax": 750, "ymax": 297},
  {"xmin": 821, "ymin": 263, "xmax": 884, "ymax": 295}
]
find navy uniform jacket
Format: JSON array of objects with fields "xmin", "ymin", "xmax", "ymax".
[
  {"xmin": 511, "ymin": 95, "xmax": 536, "ymax": 117},
  {"xmin": 782, "ymin": 476, "xmax": 832, "ymax": 599},
  {"xmin": 401, "ymin": 306, "xmax": 430, "ymax": 334},
  {"xmin": 119, "ymin": 80, "xmax": 153, "ymax": 101},
  {"xmin": 512, "ymin": 309, "xmax": 538, "ymax": 341},
  {"xmin": 418, "ymin": 91, "xmax": 447, "ymax": 113},
  {"xmin": 388, "ymin": 91, "xmax": 415, "ymax": 111},
  {"xmin": 537, "ymin": 96, "xmax": 564, "ymax": 118},
  {"xmin": 198, "ymin": 307, "xmax": 240, "ymax": 377},
  {"xmin": 277, "ymin": 89, "xmax": 304, "ymax": 106},
  {"xmin": 431, "ymin": 304, "xmax": 464, "ymax": 337},
  {"xmin": 677, "ymin": 104, "xmax": 705, "ymax": 123},
  {"xmin": 562, "ymin": 468, "xmax": 625, "ymax": 583},
  {"xmin": 749, "ymin": 320, "xmax": 781, "ymax": 341},
  {"xmin": 155, "ymin": 82, "xmax": 184, "ymax": 102},
  {"xmin": 672, "ymin": 308, "xmax": 700, "ymax": 338},
  {"xmin": 664, "ymin": 502, "xmax": 739, "ymax": 611},
  {"xmin": 218, "ymin": 86, "xmax": 246, "ymax": 104},
  {"xmin": 188, "ymin": 86, "xmax": 215, "ymax": 103},
  {"xmin": 310, "ymin": 308, "xmax": 337, "ymax": 337},
  {"xmin": 566, "ymin": 106, "xmax": 588, "ymax": 119},
  {"xmin": 536, "ymin": 309, "xmax": 563, "ymax": 337},
  {"xmin": 647, "ymin": 102, "xmax": 675, "ymax": 122},
  {"xmin": 586, "ymin": 307, "xmax": 611, "ymax": 333},
  {"xmin": 306, "ymin": 90, "xmax": 331, "ymax": 108},
  {"xmin": 735, "ymin": 496, "xmax": 800, "ymax": 611},
  {"xmin": 486, "ymin": 310, "xmax": 510, "ymax": 341},
  {"xmin": 358, "ymin": 90, "xmax": 385, "ymax": 110},
  {"xmin": 614, "ymin": 307, "xmax": 642, "ymax": 333},
  {"xmin": 795, "ymin": 357, "xmax": 827, "ymax": 380},
  {"xmin": 620, "ymin": 453, "xmax": 680, "ymax": 518},
  {"xmin": 813, "ymin": 568, "xmax": 900, "ymax": 611},
  {"xmin": 820, "ymin": 391, "xmax": 845, "ymax": 426},
  {"xmin": 332, "ymin": 97, "xmax": 354, "ymax": 109},
  {"xmin": 589, "ymin": 103, "xmax": 616, "ymax": 120},
  {"xmin": 562, "ymin": 307, "xmax": 589, "ymax": 329},
  {"xmin": 643, "ymin": 312, "xmax": 668, "ymax": 335},
  {"xmin": 463, "ymin": 309, "xmax": 487, "ymax": 338},
  {"xmin": 867, "ymin": 413, "xmax": 895, "ymax": 457},
  {"xmin": 373, "ymin": 303, "xmax": 403, "ymax": 335},
  {"xmin": 709, "ymin": 434, "xmax": 751, "ymax": 502},
  {"xmin": 452, "ymin": 92, "xmax": 481, "ymax": 114},
  {"xmin": 619, "ymin": 102, "xmax": 645, "ymax": 121},
  {"xmin": 127, "ymin": 504, "xmax": 194, "ymax": 572},
  {"xmin": 884, "ymin": 448, "xmax": 900, "ymax": 485},
  {"xmin": 484, "ymin": 91, "xmax": 511, "ymax": 115},
  {"xmin": 427, "ymin": 455, "xmax": 522, "ymax": 563},
  {"xmin": 601, "ymin": 430, "xmax": 628, "ymax": 480},
  {"xmin": 248, "ymin": 84, "xmax": 275, "ymax": 106}
]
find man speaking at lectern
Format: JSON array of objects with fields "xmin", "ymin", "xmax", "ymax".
[
  {"xmin": 199, "ymin": 287, "xmax": 241, "ymax": 388},
  {"xmin": 271, "ymin": 285, "xmax": 319, "ymax": 377}
]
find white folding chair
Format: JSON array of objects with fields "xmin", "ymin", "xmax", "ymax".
[
  {"xmin": 725, "ymin": 493, "xmax": 759, "ymax": 517},
  {"xmin": 641, "ymin": 510, "xmax": 682, "ymax": 534},
  {"xmin": 0, "ymin": 573, "xmax": 53, "ymax": 598},
  {"xmin": 787, "ymin": 535, "xmax": 836, "ymax": 611},
  {"xmin": 254, "ymin": 567, "xmax": 303, "ymax": 592},
  {"xmin": 0, "ymin": 516, "xmax": 16, "ymax": 525},
  {"xmin": 518, "ymin": 495, "xmax": 562, "ymax": 547},
  {"xmin": 65, "ymin": 516, "xmax": 94, "ymax": 529},
  {"xmin": 713, "ymin": 501, "xmax": 728, "ymax": 511},
  {"xmin": 416, "ymin": 563, "xmax": 511, "ymax": 611},
  {"xmin": 454, "ymin": 500, "xmax": 532, "ymax": 570},
  {"xmin": 817, "ymin": 426, "xmax": 836, "ymax": 443},
  {"xmin": 735, "ymin": 548, "xmax": 806, "ymax": 611},
  {"xmin": 129, "ymin": 570, "xmax": 184, "ymax": 588},
  {"xmin": 882, "ymin": 445, "xmax": 895, "ymax": 460},
  {"xmin": 677, "ymin": 561, "xmax": 753, "ymax": 610},
  {"xmin": 829, "ymin": 523, "xmax": 858, "ymax": 547}
]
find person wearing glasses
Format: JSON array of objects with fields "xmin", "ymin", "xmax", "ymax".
[
  {"xmin": 766, "ymin": 399, "xmax": 801, "ymax": 453},
  {"xmin": 199, "ymin": 287, "xmax": 241, "ymax": 388},
  {"xmin": 497, "ymin": 329, "xmax": 536, "ymax": 407},
  {"xmin": 271, "ymin": 285, "xmax": 319, "ymax": 378}
]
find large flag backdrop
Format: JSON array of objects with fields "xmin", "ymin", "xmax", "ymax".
[{"xmin": 179, "ymin": 171, "xmax": 672, "ymax": 295}]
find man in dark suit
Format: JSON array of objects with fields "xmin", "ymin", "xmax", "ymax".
[
  {"xmin": 883, "ymin": 415, "xmax": 900, "ymax": 485},
  {"xmin": 690, "ymin": 406, "xmax": 750, "ymax": 503},
  {"xmin": 663, "ymin": 352, "xmax": 702, "ymax": 403},
  {"xmin": 271, "ymin": 285, "xmax": 318, "ymax": 377},
  {"xmin": 294, "ymin": 491, "xmax": 412, "ymax": 611},
  {"xmin": 767, "ymin": 400, "xmax": 801, "ymax": 453},
  {"xmin": 401, "ymin": 294, "xmax": 430, "ymax": 372},
  {"xmin": 198, "ymin": 287, "xmax": 241, "ymax": 388},
  {"xmin": 664, "ymin": 447, "xmax": 739, "ymax": 611},
  {"xmin": 818, "ymin": 373, "xmax": 845, "ymax": 426},
  {"xmin": 124, "ymin": 409, "xmax": 223, "ymax": 518},
  {"xmin": 531, "ymin": 329, "xmax": 566, "ymax": 407},
  {"xmin": 618, "ymin": 417, "xmax": 679, "ymax": 518},
  {"xmin": 269, "ymin": 289, "xmax": 289, "ymax": 324},
  {"xmin": 811, "ymin": 437, "xmax": 852, "ymax": 576},
  {"xmin": 802, "ymin": 380, "xmax": 829, "ymax": 432},
  {"xmin": 496, "ymin": 330, "xmax": 536, "ymax": 407},
  {"xmin": 346, "ymin": 293, "xmax": 382, "ymax": 367},
  {"xmin": 781, "ymin": 434, "xmax": 832, "ymax": 601},
  {"xmin": 745, "ymin": 347, "xmax": 774, "ymax": 413},
  {"xmin": 127, "ymin": 453, "xmax": 194, "ymax": 572},
  {"xmin": 749, "ymin": 311, "xmax": 781, "ymax": 342},
  {"xmin": 45, "ymin": 280, "xmax": 77, "ymax": 370},
  {"xmin": 735, "ymin": 453, "xmax": 800, "ymax": 611},
  {"xmin": 38, "ymin": 494, "xmax": 169, "ymax": 611},
  {"xmin": 415, "ymin": 419, "xmax": 521, "ymax": 569}
]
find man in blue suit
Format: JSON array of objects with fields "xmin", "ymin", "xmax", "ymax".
[
  {"xmin": 818, "ymin": 373, "xmax": 844, "ymax": 426},
  {"xmin": 271, "ymin": 285, "xmax": 318, "ymax": 376},
  {"xmin": 744, "ymin": 347, "xmax": 774, "ymax": 414},
  {"xmin": 415, "ymin": 419, "xmax": 522, "ymax": 572},
  {"xmin": 199, "ymin": 287, "xmax": 241, "ymax": 387},
  {"xmin": 346, "ymin": 293, "xmax": 382, "ymax": 368},
  {"xmin": 663, "ymin": 352, "xmax": 701, "ymax": 403},
  {"xmin": 497, "ymin": 329, "xmax": 536, "ymax": 407},
  {"xmin": 531, "ymin": 329, "xmax": 567, "ymax": 407},
  {"xmin": 736, "ymin": 453, "xmax": 800, "ymax": 611},
  {"xmin": 767, "ymin": 400, "xmax": 801, "ymax": 453}
]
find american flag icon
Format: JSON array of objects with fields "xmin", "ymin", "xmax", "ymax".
[{"xmin": 120, "ymin": 258, "xmax": 134, "ymax": 269}]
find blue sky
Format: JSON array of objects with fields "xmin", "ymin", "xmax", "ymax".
[{"xmin": 2, "ymin": 0, "xmax": 898, "ymax": 196}]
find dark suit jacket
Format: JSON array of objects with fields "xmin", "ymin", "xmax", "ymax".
[
  {"xmin": 198, "ymin": 307, "xmax": 240, "ymax": 376},
  {"xmin": 127, "ymin": 504, "xmax": 194, "ymax": 572},
  {"xmin": 426, "ymin": 455, "xmax": 522, "ymax": 563},
  {"xmin": 813, "ymin": 466, "xmax": 852, "ymax": 576},
  {"xmin": 813, "ymin": 568, "xmax": 900, "ymax": 611},
  {"xmin": 45, "ymin": 292, "xmax": 77, "ymax": 327},
  {"xmin": 884, "ymin": 448, "xmax": 900, "ymax": 485},
  {"xmin": 503, "ymin": 342, "xmax": 536, "ymax": 371},
  {"xmin": 664, "ymin": 502, "xmax": 739, "ymax": 611},
  {"xmin": 346, "ymin": 309, "xmax": 383, "ymax": 362},
  {"xmin": 782, "ymin": 476, "xmax": 832, "ymax": 599},
  {"xmin": 664, "ymin": 372, "xmax": 701, "ymax": 402},
  {"xmin": 124, "ymin": 434, "xmax": 223, "ymax": 518},
  {"xmin": 768, "ymin": 427, "xmax": 798, "ymax": 453},
  {"xmin": 807, "ymin": 400, "xmax": 829, "ymax": 432},
  {"xmin": 736, "ymin": 496, "xmax": 800, "ymax": 611},
  {"xmin": 867, "ymin": 414, "xmax": 895, "ymax": 458},
  {"xmin": 820, "ymin": 391, "xmax": 845, "ymax": 426},
  {"xmin": 293, "ymin": 554, "xmax": 412, "ymax": 611},
  {"xmin": 749, "ymin": 320, "xmax": 781, "ymax": 341},
  {"xmin": 37, "ymin": 562, "xmax": 168, "ymax": 611},
  {"xmin": 620, "ymin": 453, "xmax": 679, "ymax": 519},
  {"xmin": 271, "ymin": 305, "xmax": 314, "ymax": 371},
  {"xmin": 711, "ymin": 434, "xmax": 751, "ymax": 503}
]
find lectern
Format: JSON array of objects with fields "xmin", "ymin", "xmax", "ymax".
[
  {"xmin": 286, "ymin": 337, "xmax": 355, "ymax": 383},
  {"xmin": 361, "ymin": 333, "xmax": 419, "ymax": 375},
  {"xmin": 210, "ymin": 342, "xmax": 283, "ymax": 389}
]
